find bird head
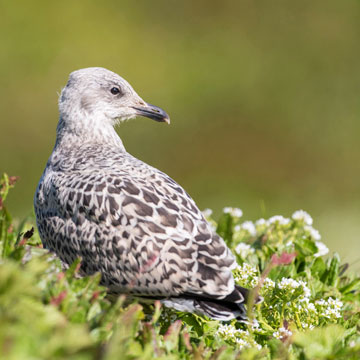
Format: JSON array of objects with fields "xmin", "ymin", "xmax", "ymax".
[{"xmin": 59, "ymin": 67, "xmax": 170, "ymax": 128}]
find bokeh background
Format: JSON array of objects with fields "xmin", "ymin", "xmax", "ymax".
[{"xmin": 1, "ymin": 0, "xmax": 359, "ymax": 268}]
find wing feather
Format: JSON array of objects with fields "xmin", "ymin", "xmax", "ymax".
[{"xmin": 35, "ymin": 150, "xmax": 237, "ymax": 299}]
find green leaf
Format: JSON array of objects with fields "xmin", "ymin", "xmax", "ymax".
[
  {"xmin": 293, "ymin": 325, "xmax": 345, "ymax": 359},
  {"xmin": 268, "ymin": 263, "xmax": 295, "ymax": 280},
  {"xmin": 179, "ymin": 314, "xmax": 204, "ymax": 337},
  {"xmin": 339, "ymin": 278, "xmax": 360, "ymax": 294},
  {"xmin": 327, "ymin": 253, "xmax": 340, "ymax": 287},
  {"xmin": 294, "ymin": 237, "xmax": 318, "ymax": 257},
  {"xmin": 216, "ymin": 214, "xmax": 233, "ymax": 246},
  {"xmin": 311, "ymin": 257, "xmax": 327, "ymax": 278}
]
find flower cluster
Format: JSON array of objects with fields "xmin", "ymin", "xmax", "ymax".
[
  {"xmin": 273, "ymin": 327, "xmax": 293, "ymax": 340},
  {"xmin": 304, "ymin": 225, "xmax": 322, "ymax": 241},
  {"xmin": 233, "ymin": 263, "xmax": 259, "ymax": 288},
  {"xmin": 246, "ymin": 211, "xmax": 327, "ymax": 250},
  {"xmin": 234, "ymin": 221, "xmax": 257, "ymax": 237},
  {"xmin": 255, "ymin": 218, "xmax": 267, "ymax": 226},
  {"xmin": 315, "ymin": 297, "xmax": 343, "ymax": 321},
  {"xmin": 292, "ymin": 210, "xmax": 313, "ymax": 226},
  {"xmin": 260, "ymin": 276, "xmax": 344, "ymax": 330},
  {"xmin": 217, "ymin": 324, "xmax": 262, "ymax": 350},
  {"xmin": 277, "ymin": 278, "xmax": 311, "ymax": 299},
  {"xmin": 252, "ymin": 215, "xmax": 292, "ymax": 227},
  {"xmin": 223, "ymin": 207, "xmax": 243, "ymax": 218},
  {"xmin": 197, "ymin": 206, "xmax": 350, "ymax": 356},
  {"xmin": 314, "ymin": 240, "xmax": 329, "ymax": 257},
  {"xmin": 234, "ymin": 242, "xmax": 255, "ymax": 259},
  {"xmin": 268, "ymin": 215, "xmax": 291, "ymax": 226},
  {"xmin": 263, "ymin": 278, "xmax": 275, "ymax": 289}
]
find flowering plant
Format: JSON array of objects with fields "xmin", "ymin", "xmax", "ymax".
[{"xmin": 0, "ymin": 174, "xmax": 359, "ymax": 359}]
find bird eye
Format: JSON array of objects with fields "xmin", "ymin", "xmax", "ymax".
[{"xmin": 110, "ymin": 87, "xmax": 121, "ymax": 95}]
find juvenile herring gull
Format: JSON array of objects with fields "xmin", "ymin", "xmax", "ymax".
[{"xmin": 34, "ymin": 67, "xmax": 257, "ymax": 320}]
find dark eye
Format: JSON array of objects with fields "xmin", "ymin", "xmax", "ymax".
[{"xmin": 110, "ymin": 87, "xmax": 120, "ymax": 95}]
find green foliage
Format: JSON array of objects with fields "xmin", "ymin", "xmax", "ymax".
[{"xmin": 0, "ymin": 175, "xmax": 359, "ymax": 359}]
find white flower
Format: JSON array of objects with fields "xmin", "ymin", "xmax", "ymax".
[
  {"xmin": 305, "ymin": 225, "xmax": 321, "ymax": 241},
  {"xmin": 255, "ymin": 218, "xmax": 268, "ymax": 226},
  {"xmin": 314, "ymin": 241, "xmax": 329, "ymax": 257},
  {"xmin": 234, "ymin": 263, "xmax": 259, "ymax": 287},
  {"xmin": 223, "ymin": 207, "xmax": 243, "ymax": 218},
  {"xmin": 299, "ymin": 280, "xmax": 311, "ymax": 298},
  {"xmin": 292, "ymin": 210, "xmax": 313, "ymax": 226},
  {"xmin": 268, "ymin": 215, "xmax": 290, "ymax": 226},
  {"xmin": 235, "ymin": 243, "xmax": 255, "ymax": 259},
  {"xmin": 278, "ymin": 278, "xmax": 300, "ymax": 291},
  {"xmin": 316, "ymin": 299, "xmax": 326, "ymax": 306},
  {"xmin": 273, "ymin": 327, "xmax": 292, "ymax": 339},
  {"xmin": 217, "ymin": 324, "xmax": 261, "ymax": 350},
  {"xmin": 277, "ymin": 278, "xmax": 311, "ymax": 301},
  {"xmin": 263, "ymin": 278, "xmax": 275, "ymax": 289},
  {"xmin": 307, "ymin": 303, "xmax": 316, "ymax": 311},
  {"xmin": 315, "ymin": 297, "xmax": 343, "ymax": 319},
  {"xmin": 202, "ymin": 208, "xmax": 213, "ymax": 218},
  {"xmin": 250, "ymin": 319, "xmax": 260, "ymax": 329},
  {"xmin": 302, "ymin": 323, "xmax": 315, "ymax": 330},
  {"xmin": 241, "ymin": 221, "xmax": 257, "ymax": 236},
  {"xmin": 233, "ymin": 208, "xmax": 243, "ymax": 217}
]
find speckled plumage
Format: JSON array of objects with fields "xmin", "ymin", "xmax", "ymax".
[{"xmin": 34, "ymin": 67, "xmax": 255, "ymax": 320}]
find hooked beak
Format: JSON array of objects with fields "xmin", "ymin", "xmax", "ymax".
[{"xmin": 132, "ymin": 103, "xmax": 170, "ymax": 124}]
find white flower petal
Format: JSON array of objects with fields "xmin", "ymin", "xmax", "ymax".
[{"xmin": 292, "ymin": 210, "xmax": 313, "ymax": 226}]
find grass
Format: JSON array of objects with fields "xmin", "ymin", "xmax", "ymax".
[{"xmin": 0, "ymin": 173, "xmax": 359, "ymax": 359}]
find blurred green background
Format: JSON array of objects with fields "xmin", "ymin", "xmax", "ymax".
[{"xmin": 1, "ymin": 0, "xmax": 359, "ymax": 268}]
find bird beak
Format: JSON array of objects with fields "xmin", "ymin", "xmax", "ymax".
[{"xmin": 132, "ymin": 103, "xmax": 170, "ymax": 124}]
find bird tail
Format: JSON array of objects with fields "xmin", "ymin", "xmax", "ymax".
[{"xmin": 161, "ymin": 285, "xmax": 262, "ymax": 321}]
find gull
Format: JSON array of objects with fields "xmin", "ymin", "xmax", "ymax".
[{"xmin": 34, "ymin": 67, "xmax": 258, "ymax": 320}]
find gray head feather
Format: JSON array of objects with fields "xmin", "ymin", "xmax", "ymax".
[{"xmin": 56, "ymin": 67, "xmax": 170, "ymax": 145}]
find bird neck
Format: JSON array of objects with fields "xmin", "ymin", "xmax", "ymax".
[{"xmin": 54, "ymin": 116, "xmax": 126, "ymax": 152}]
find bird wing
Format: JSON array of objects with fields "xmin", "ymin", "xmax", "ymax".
[{"xmin": 37, "ymin": 152, "xmax": 237, "ymax": 299}]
